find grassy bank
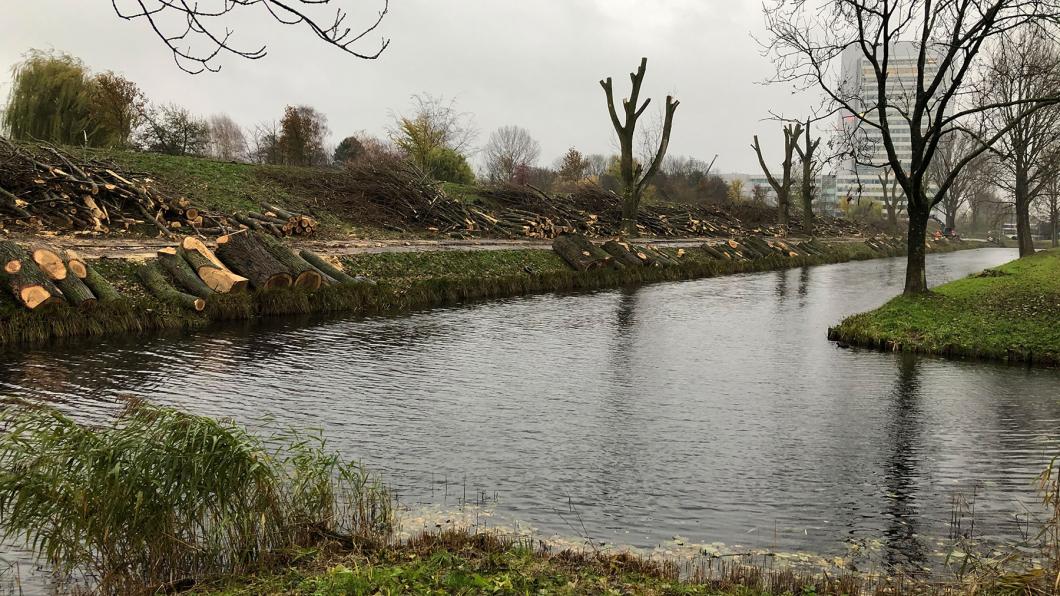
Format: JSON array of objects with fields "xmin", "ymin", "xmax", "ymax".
[
  {"xmin": 829, "ymin": 249, "xmax": 1060, "ymax": 366},
  {"xmin": 0, "ymin": 240, "xmax": 976, "ymax": 348}
]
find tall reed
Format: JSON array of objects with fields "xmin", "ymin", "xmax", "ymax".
[{"xmin": 0, "ymin": 400, "xmax": 391, "ymax": 594}]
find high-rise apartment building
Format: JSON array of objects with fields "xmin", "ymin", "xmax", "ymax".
[{"xmin": 835, "ymin": 43, "xmax": 942, "ymax": 210}]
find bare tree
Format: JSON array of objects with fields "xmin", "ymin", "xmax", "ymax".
[
  {"xmin": 982, "ymin": 28, "xmax": 1060, "ymax": 256},
  {"xmin": 879, "ymin": 170, "xmax": 904, "ymax": 233},
  {"xmin": 208, "ymin": 114, "xmax": 247, "ymax": 161},
  {"xmin": 929, "ymin": 131, "xmax": 986, "ymax": 230},
  {"xmin": 600, "ymin": 57, "xmax": 680, "ymax": 235},
  {"xmin": 483, "ymin": 126, "xmax": 541, "ymax": 183},
  {"xmin": 584, "ymin": 154, "xmax": 609, "ymax": 178},
  {"xmin": 752, "ymin": 121, "xmax": 803, "ymax": 226},
  {"xmin": 764, "ymin": 0, "xmax": 1060, "ymax": 294},
  {"xmin": 249, "ymin": 120, "xmax": 281, "ymax": 165},
  {"xmin": 110, "ymin": 0, "xmax": 390, "ymax": 74},
  {"xmin": 1039, "ymin": 176, "xmax": 1060, "ymax": 247},
  {"xmin": 793, "ymin": 118, "xmax": 822, "ymax": 233}
]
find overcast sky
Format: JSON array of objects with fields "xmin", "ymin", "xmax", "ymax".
[{"xmin": 1, "ymin": 1, "xmax": 819, "ymax": 173}]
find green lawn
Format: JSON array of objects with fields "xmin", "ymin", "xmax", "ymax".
[{"xmin": 830, "ymin": 249, "xmax": 1060, "ymax": 365}]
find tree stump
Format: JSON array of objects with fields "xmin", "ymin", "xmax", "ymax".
[
  {"xmin": 0, "ymin": 241, "xmax": 62, "ymax": 309},
  {"xmin": 158, "ymin": 247, "xmax": 215, "ymax": 299},
  {"xmin": 256, "ymin": 233, "xmax": 322, "ymax": 291},
  {"xmin": 215, "ymin": 231, "xmax": 293, "ymax": 290},
  {"xmin": 137, "ymin": 263, "xmax": 205, "ymax": 312}
]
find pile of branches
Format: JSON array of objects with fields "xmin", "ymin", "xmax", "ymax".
[
  {"xmin": 0, "ymin": 137, "xmax": 229, "ymax": 238},
  {"xmin": 0, "ymin": 138, "xmax": 318, "ymax": 240}
]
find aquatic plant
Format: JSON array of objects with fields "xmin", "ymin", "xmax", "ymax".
[{"xmin": 0, "ymin": 399, "xmax": 391, "ymax": 594}]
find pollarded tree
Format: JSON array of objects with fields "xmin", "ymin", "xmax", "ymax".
[
  {"xmin": 764, "ymin": 0, "xmax": 1060, "ymax": 294},
  {"xmin": 752, "ymin": 121, "xmax": 803, "ymax": 226},
  {"xmin": 982, "ymin": 28, "xmax": 1060, "ymax": 257},
  {"xmin": 2, "ymin": 51, "xmax": 98, "ymax": 146},
  {"xmin": 878, "ymin": 170, "xmax": 904, "ymax": 233},
  {"xmin": 109, "ymin": 1, "xmax": 391, "ymax": 73},
  {"xmin": 793, "ymin": 119, "xmax": 822, "ymax": 233},
  {"xmin": 483, "ymin": 126, "xmax": 541, "ymax": 183},
  {"xmin": 600, "ymin": 57, "xmax": 680, "ymax": 235}
]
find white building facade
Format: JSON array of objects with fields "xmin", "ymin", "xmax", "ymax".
[{"xmin": 835, "ymin": 43, "xmax": 942, "ymax": 210}]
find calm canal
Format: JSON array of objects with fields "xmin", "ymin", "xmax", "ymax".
[{"xmin": 2, "ymin": 247, "xmax": 1056, "ymax": 572}]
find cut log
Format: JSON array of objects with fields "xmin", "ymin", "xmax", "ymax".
[
  {"xmin": 157, "ymin": 247, "xmax": 215, "ymax": 299},
  {"xmin": 633, "ymin": 245, "xmax": 679, "ymax": 267},
  {"xmin": 299, "ymin": 249, "xmax": 357, "ymax": 285},
  {"xmin": 81, "ymin": 260, "xmax": 122, "ymax": 303},
  {"xmin": 700, "ymin": 243, "xmax": 728, "ymax": 260},
  {"xmin": 138, "ymin": 263, "xmax": 205, "ymax": 312},
  {"xmin": 0, "ymin": 241, "xmax": 62, "ymax": 309},
  {"xmin": 552, "ymin": 233, "xmax": 616, "ymax": 271},
  {"xmin": 31, "ymin": 244, "xmax": 95, "ymax": 307},
  {"xmin": 30, "ymin": 245, "xmax": 68, "ymax": 281},
  {"xmin": 215, "ymin": 231, "xmax": 293, "ymax": 290},
  {"xmin": 255, "ymin": 233, "xmax": 322, "ymax": 291},
  {"xmin": 179, "ymin": 237, "xmax": 248, "ymax": 294},
  {"xmin": 602, "ymin": 240, "xmax": 645, "ymax": 268},
  {"xmin": 63, "ymin": 250, "xmax": 89, "ymax": 280},
  {"xmin": 264, "ymin": 203, "xmax": 298, "ymax": 220}
]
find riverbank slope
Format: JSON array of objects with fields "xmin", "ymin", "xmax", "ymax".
[
  {"xmin": 0, "ymin": 238, "xmax": 975, "ymax": 347},
  {"xmin": 829, "ymin": 249, "xmax": 1060, "ymax": 366}
]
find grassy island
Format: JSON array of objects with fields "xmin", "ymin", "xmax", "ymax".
[{"xmin": 829, "ymin": 249, "xmax": 1060, "ymax": 366}]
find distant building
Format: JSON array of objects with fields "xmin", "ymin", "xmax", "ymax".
[{"xmin": 835, "ymin": 42, "xmax": 945, "ymax": 210}]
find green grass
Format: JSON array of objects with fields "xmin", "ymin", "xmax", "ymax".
[
  {"xmin": 830, "ymin": 249, "xmax": 1060, "ymax": 365},
  {"xmin": 0, "ymin": 241, "xmax": 975, "ymax": 348}
]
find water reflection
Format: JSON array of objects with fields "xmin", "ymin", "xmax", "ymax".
[
  {"xmin": 881, "ymin": 353, "xmax": 926, "ymax": 570},
  {"xmin": 0, "ymin": 248, "xmax": 1055, "ymax": 569}
]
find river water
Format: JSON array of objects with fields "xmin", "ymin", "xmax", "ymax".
[{"xmin": 2, "ymin": 247, "xmax": 1057, "ymax": 575}]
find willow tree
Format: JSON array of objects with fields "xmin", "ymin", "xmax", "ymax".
[
  {"xmin": 600, "ymin": 58, "xmax": 680, "ymax": 235},
  {"xmin": 764, "ymin": 0, "xmax": 1060, "ymax": 294},
  {"xmin": 2, "ymin": 51, "xmax": 98, "ymax": 145}
]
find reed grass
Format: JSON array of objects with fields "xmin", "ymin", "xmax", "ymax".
[
  {"xmin": 0, "ymin": 400, "xmax": 391, "ymax": 594},
  {"xmin": 0, "ymin": 240, "xmax": 976, "ymax": 348}
]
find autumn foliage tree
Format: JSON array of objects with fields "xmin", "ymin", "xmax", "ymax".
[{"xmin": 277, "ymin": 105, "xmax": 329, "ymax": 167}]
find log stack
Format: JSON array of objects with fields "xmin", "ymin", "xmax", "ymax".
[
  {"xmin": 30, "ymin": 245, "xmax": 97, "ymax": 307},
  {"xmin": 552, "ymin": 233, "xmax": 618, "ymax": 271},
  {"xmin": 0, "ymin": 241, "xmax": 63, "ymax": 309}
]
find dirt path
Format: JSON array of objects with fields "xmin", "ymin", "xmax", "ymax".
[{"xmin": 12, "ymin": 234, "xmax": 870, "ymax": 261}]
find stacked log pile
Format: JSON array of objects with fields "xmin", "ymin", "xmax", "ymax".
[
  {"xmin": 0, "ymin": 234, "xmax": 364, "ymax": 313},
  {"xmin": 233, "ymin": 204, "xmax": 317, "ymax": 239}
]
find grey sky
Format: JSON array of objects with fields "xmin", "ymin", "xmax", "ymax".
[{"xmin": 0, "ymin": 1, "xmax": 818, "ymax": 173}]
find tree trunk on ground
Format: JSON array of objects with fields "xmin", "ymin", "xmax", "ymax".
[
  {"xmin": 180, "ymin": 237, "xmax": 248, "ymax": 294},
  {"xmin": 255, "ymin": 233, "xmax": 322, "ymax": 291},
  {"xmin": 137, "ymin": 263, "xmax": 205, "ymax": 312},
  {"xmin": 905, "ymin": 208, "xmax": 930, "ymax": 294},
  {"xmin": 31, "ymin": 245, "xmax": 95, "ymax": 307},
  {"xmin": 157, "ymin": 247, "xmax": 215, "ymax": 299},
  {"xmin": 299, "ymin": 250, "xmax": 355, "ymax": 285},
  {"xmin": 632, "ymin": 244, "xmax": 678, "ymax": 267},
  {"xmin": 215, "ymin": 232, "xmax": 293, "ymax": 290},
  {"xmin": 79, "ymin": 260, "xmax": 122, "ymax": 302},
  {"xmin": 552, "ymin": 234, "xmax": 615, "ymax": 271},
  {"xmin": 601, "ymin": 240, "xmax": 646, "ymax": 268},
  {"xmin": 0, "ymin": 241, "xmax": 63, "ymax": 309}
]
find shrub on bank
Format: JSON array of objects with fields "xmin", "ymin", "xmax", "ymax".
[{"xmin": 0, "ymin": 400, "xmax": 391, "ymax": 594}]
